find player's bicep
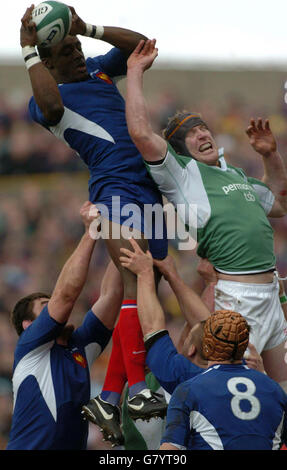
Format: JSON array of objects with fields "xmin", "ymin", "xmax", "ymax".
[
  {"xmin": 29, "ymin": 97, "xmax": 63, "ymax": 127},
  {"xmin": 47, "ymin": 292, "xmax": 74, "ymax": 325}
]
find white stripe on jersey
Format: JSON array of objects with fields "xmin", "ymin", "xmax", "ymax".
[
  {"xmin": 49, "ymin": 107, "xmax": 115, "ymax": 146},
  {"xmin": 148, "ymin": 150, "xmax": 211, "ymax": 229},
  {"xmin": 272, "ymin": 413, "xmax": 285, "ymax": 450},
  {"xmin": 12, "ymin": 341, "xmax": 57, "ymax": 421},
  {"xmin": 190, "ymin": 410, "xmax": 224, "ymax": 450},
  {"xmin": 252, "ymin": 183, "xmax": 275, "ymax": 215}
]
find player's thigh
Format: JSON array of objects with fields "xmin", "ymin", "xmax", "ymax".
[
  {"xmin": 102, "ymin": 219, "xmax": 148, "ymax": 294},
  {"xmin": 102, "ymin": 219, "xmax": 148, "ymax": 264},
  {"xmin": 261, "ymin": 340, "xmax": 287, "ymax": 384}
]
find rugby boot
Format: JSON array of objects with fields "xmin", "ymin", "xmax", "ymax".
[
  {"xmin": 82, "ymin": 396, "xmax": 124, "ymax": 447},
  {"xmin": 127, "ymin": 388, "xmax": 167, "ymax": 421}
]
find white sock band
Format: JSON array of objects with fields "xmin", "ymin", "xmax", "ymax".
[
  {"xmin": 84, "ymin": 23, "xmax": 104, "ymax": 39},
  {"xmin": 22, "ymin": 46, "xmax": 41, "ymax": 70}
]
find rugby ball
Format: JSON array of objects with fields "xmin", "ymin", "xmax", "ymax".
[{"xmin": 32, "ymin": 1, "xmax": 72, "ymax": 48}]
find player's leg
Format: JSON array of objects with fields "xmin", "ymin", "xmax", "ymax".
[
  {"xmin": 103, "ymin": 222, "xmax": 149, "ymax": 400},
  {"xmin": 103, "ymin": 223, "xmax": 166, "ymax": 413},
  {"xmin": 82, "ymin": 323, "xmax": 126, "ymax": 446},
  {"xmin": 82, "ymin": 220, "xmax": 166, "ymax": 445}
]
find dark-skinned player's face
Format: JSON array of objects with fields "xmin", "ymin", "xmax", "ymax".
[{"xmin": 48, "ymin": 36, "xmax": 89, "ymax": 83}]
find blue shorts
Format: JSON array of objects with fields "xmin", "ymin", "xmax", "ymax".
[{"xmin": 90, "ymin": 182, "xmax": 168, "ymax": 260}]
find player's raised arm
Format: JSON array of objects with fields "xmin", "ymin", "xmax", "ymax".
[
  {"xmin": 20, "ymin": 5, "xmax": 64, "ymax": 123},
  {"xmin": 48, "ymin": 201, "xmax": 99, "ymax": 324},
  {"xmin": 69, "ymin": 6, "xmax": 148, "ymax": 55},
  {"xmin": 119, "ymin": 238, "xmax": 166, "ymax": 336},
  {"xmin": 246, "ymin": 118, "xmax": 287, "ymax": 217},
  {"xmin": 91, "ymin": 260, "xmax": 123, "ymax": 330},
  {"xmin": 153, "ymin": 255, "xmax": 210, "ymax": 327},
  {"xmin": 126, "ymin": 39, "xmax": 168, "ymax": 162}
]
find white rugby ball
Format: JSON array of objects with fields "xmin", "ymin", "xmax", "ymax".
[{"xmin": 32, "ymin": 1, "xmax": 72, "ymax": 48}]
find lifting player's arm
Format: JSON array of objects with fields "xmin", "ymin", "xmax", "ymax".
[
  {"xmin": 153, "ymin": 256, "xmax": 210, "ymax": 327},
  {"xmin": 91, "ymin": 260, "xmax": 123, "ymax": 330},
  {"xmin": 120, "ymin": 239, "xmax": 210, "ymax": 334},
  {"xmin": 48, "ymin": 201, "xmax": 99, "ymax": 325},
  {"xmin": 119, "ymin": 239, "xmax": 165, "ymax": 337},
  {"xmin": 126, "ymin": 39, "xmax": 168, "ymax": 162},
  {"xmin": 246, "ymin": 118, "xmax": 287, "ymax": 217}
]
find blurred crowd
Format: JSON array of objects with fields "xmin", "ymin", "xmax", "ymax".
[{"xmin": 0, "ymin": 86, "xmax": 287, "ymax": 449}]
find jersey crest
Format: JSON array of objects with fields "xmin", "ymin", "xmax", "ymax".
[
  {"xmin": 95, "ymin": 72, "xmax": 113, "ymax": 84},
  {"xmin": 72, "ymin": 352, "xmax": 87, "ymax": 368}
]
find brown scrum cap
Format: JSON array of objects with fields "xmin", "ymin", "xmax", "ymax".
[{"xmin": 202, "ymin": 310, "xmax": 250, "ymax": 362}]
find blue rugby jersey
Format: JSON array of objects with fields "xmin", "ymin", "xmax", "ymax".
[
  {"xmin": 161, "ymin": 363, "xmax": 287, "ymax": 450},
  {"xmin": 29, "ymin": 47, "xmax": 162, "ymax": 203},
  {"xmin": 146, "ymin": 332, "xmax": 204, "ymax": 394},
  {"xmin": 29, "ymin": 47, "xmax": 168, "ymax": 259},
  {"xmin": 7, "ymin": 305, "xmax": 112, "ymax": 450}
]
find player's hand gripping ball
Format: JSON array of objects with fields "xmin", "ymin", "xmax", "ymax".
[{"xmin": 32, "ymin": 1, "xmax": 72, "ymax": 47}]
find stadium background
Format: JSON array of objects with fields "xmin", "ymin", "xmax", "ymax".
[{"xmin": 1, "ymin": 62, "xmax": 287, "ymax": 449}]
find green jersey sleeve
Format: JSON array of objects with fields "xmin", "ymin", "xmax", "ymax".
[{"xmin": 247, "ymin": 177, "xmax": 275, "ymax": 215}]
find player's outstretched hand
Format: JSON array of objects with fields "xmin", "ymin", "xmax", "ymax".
[
  {"xmin": 119, "ymin": 238, "xmax": 153, "ymax": 275},
  {"xmin": 127, "ymin": 39, "xmax": 158, "ymax": 73},
  {"xmin": 20, "ymin": 4, "xmax": 37, "ymax": 47},
  {"xmin": 246, "ymin": 118, "xmax": 277, "ymax": 157}
]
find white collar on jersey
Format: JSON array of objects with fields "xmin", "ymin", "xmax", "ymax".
[{"xmin": 211, "ymin": 147, "xmax": 227, "ymax": 171}]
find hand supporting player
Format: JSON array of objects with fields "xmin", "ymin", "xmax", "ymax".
[
  {"xmin": 119, "ymin": 238, "xmax": 153, "ymax": 275},
  {"xmin": 197, "ymin": 258, "xmax": 217, "ymax": 284},
  {"xmin": 246, "ymin": 118, "xmax": 277, "ymax": 157},
  {"xmin": 244, "ymin": 343, "xmax": 265, "ymax": 372},
  {"xmin": 153, "ymin": 255, "xmax": 179, "ymax": 282}
]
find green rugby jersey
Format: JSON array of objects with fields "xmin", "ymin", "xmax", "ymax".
[{"xmin": 146, "ymin": 144, "xmax": 276, "ymax": 274}]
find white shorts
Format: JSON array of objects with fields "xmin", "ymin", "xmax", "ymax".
[{"xmin": 214, "ymin": 275, "xmax": 287, "ymax": 354}]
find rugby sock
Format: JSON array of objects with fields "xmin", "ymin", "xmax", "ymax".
[
  {"xmin": 118, "ymin": 300, "xmax": 147, "ymax": 397},
  {"xmin": 101, "ymin": 322, "xmax": 126, "ymax": 406}
]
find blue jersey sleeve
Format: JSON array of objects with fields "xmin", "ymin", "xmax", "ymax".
[
  {"xmin": 161, "ymin": 381, "xmax": 194, "ymax": 449},
  {"xmin": 146, "ymin": 334, "xmax": 203, "ymax": 394},
  {"xmin": 14, "ymin": 305, "xmax": 65, "ymax": 365},
  {"xmin": 71, "ymin": 310, "xmax": 112, "ymax": 351},
  {"xmin": 87, "ymin": 47, "xmax": 127, "ymax": 78},
  {"xmin": 29, "ymin": 97, "xmax": 61, "ymax": 128}
]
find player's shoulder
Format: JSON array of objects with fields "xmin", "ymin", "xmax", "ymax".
[
  {"xmin": 226, "ymin": 162, "xmax": 247, "ymax": 176},
  {"xmin": 166, "ymin": 142, "xmax": 195, "ymax": 169},
  {"xmin": 177, "ymin": 367, "xmax": 209, "ymax": 389}
]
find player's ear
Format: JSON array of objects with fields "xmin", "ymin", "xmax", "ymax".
[
  {"xmin": 22, "ymin": 319, "xmax": 33, "ymax": 331},
  {"xmin": 187, "ymin": 344, "xmax": 196, "ymax": 358}
]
